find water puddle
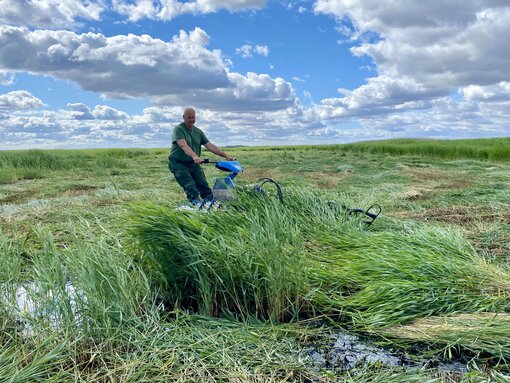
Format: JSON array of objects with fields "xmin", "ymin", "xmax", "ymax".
[{"xmin": 2, "ymin": 281, "xmax": 82, "ymax": 336}]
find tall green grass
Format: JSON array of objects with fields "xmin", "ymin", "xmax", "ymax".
[
  {"xmin": 0, "ymin": 148, "xmax": 154, "ymax": 170},
  {"xmin": 339, "ymin": 138, "xmax": 510, "ymax": 161},
  {"xmin": 1, "ymin": 225, "xmax": 151, "ymax": 335},
  {"xmin": 236, "ymin": 137, "xmax": 510, "ymax": 162},
  {"xmin": 126, "ymin": 186, "xmax": 510, "ymax": 347},
  {"xmin": 125, "ymin": 184, "xmax": 510, "ymax": 365},
  {"xmin": 307, "ymin": 223, "xmax": 510, "ymax": 326},
  {"xmin": 0, "ymin": 226, "xmax": 337, "ymax": 382},
  {"xmin": 126, "ymin": 192, "xmax": 313, "ymax": 321},
  {"xmin": 0, "ymin": 148, "xmax": 158, "ymax": 182}
]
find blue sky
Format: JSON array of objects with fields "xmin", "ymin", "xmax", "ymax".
[{"xmin": 1, "ymin": 0, "xmax": 510, "ymax": 149}]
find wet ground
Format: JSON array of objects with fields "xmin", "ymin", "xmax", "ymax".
[
  {"xmin": 308, "ymin": 330, "xmax": 468, "ymax": 376},
  {"xmin": 9, "ymin": 282, "xmax": 471, "ymax": 378}
]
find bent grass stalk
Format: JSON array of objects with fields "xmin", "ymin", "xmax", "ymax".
[
  {"xmin": 2, "ymin": 223, "xmax": 336, "ymax": 382},
  {"xmin": 384, "ymin": 313, "xmax": 510, "ymax": 363},
  {"xmin": 126, "ymin": 186, "xmax": 510, "ymax": 363}
]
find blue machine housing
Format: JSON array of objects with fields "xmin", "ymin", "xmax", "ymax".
[{"xmin": 215, "ymin": 161, "xmax": 243, "ymax": 177}]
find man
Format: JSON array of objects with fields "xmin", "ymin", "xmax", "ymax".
[{"xmin": 168, "ymin": 107, "xmax": 235, "ymax": 204}]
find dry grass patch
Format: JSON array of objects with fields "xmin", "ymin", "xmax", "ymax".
[
  {"xmin": 396, "ymin": 185, "xmax": 436, "ymax": 200},
  {"xmin": 393, "ymin": 206, "xmax": 510, "ymax": 225},
  {"xmin": 242, "ymin": 167, "xmax": 283, "ymax": 182},
  {"xmin": 305, "ymin": 172, "xmax": 349, "ymax": 189},
  {"xmin": 0, "ymin": 189, "xmax": 39, "ymax": 204},
  {"xmin": 386, "ymin": 313, "xmax": 510, "ymax": 340},
  {"xmin": 420, "ymin": 207, "xmax": 479, "ymax": 224},
  {"xmin": 401, "ymin": 165, "xmax": 474, "ymax": 190},
  {"xmin": 62, "ymin": 185, "xmax": 99, "ymax": 197}
]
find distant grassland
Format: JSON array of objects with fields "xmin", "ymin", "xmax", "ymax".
[
  {"xmin": 242, "ymin": 137, "xmax": 510, "ymax": 162},
  {"xmin": 3, "ymin": 137, "xmax": 510, "ymax": 168},
  {"xmin": 0, "ymin": 148, "xmax": 166, "ymax": 184},
  {"xmin": 3, "ymin": 137, "xmax": 510, "ymax": 184},
  {"xmin": 340, "ymin": 137, "xmax": 510, "ymax": 161},
  {"xmin": 0, "ymin": 138, "xmax": 510, "ymax": 185}
]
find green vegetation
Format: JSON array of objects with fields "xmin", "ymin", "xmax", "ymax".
[
  {"xmin": 340, "ymin": 137, "xmax": 510, "ymax": 161},
  {"xmin": 232, "ymin": 137, "xmax": 510, "ymax": 162},
  {"xmin": 2, "ymin": 137, "xmax": 510, "ymax": 381},
  {"xmin": 0, "ymin": 148, "xmax": 159, "ymax": 184}
]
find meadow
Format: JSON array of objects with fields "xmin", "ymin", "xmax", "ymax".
[{"xmin": 1, "ymin": 138, "xmax": 510, "ymax": 382}]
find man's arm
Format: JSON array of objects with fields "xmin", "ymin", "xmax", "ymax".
[
  {"xmin": 204, "ymin": 142, "xmax": 235, "ymax": 161},
  {"xmin": 176, "ymin": 139, "xmax": 203, "ymax": 164}
]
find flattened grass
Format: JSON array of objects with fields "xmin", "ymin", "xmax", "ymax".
[
  {"xmin": 127, "ymin": 185, "xmax": 510, "ymax": 364},
  {"xmin": 385, "ymin": 313, "xmax": 510, "ymax": 363}
]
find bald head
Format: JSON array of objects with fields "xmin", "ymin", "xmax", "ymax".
[
  {"xmin": 183, "ymin": 107, "xmax": 196, "ymax": 129},
  {"xmin": 183, "ymin": 107, "xmax": 195, "ymax": 116}
]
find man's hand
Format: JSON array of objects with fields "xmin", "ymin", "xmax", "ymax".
[
  {"xmin": 225, "ymin": 155, "xmax": 236, "ymax": 161},
  {"xmin": 193, "ymin": 156, "xmax": 203, "ymax": 164}
]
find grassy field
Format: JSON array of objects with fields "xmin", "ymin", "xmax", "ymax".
[{"xmin": 1, "ymin": 138, "xmax": 510, "ymax": 382}]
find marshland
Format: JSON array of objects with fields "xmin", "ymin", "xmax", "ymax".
[{"xmin": 1, "ymin": 138, "xmax": 510, "ymax": 382}]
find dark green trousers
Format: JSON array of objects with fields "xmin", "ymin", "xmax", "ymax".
[{"xmin": 168, "ymin": 158, "xmax": 213, "ymax": 201}]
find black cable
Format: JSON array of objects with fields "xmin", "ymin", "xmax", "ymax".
[{"xmin": 256, "ymin": 178, "xmax": 284, "ymax": 203}]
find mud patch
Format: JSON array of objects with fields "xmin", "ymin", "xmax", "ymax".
[
  {"xmin": 309, "ymin": 331, "xmax": 404, "ymax": 370},
  {"xmin": 308, "ymin": 329, "xmax": 468, "ymax": 376}
]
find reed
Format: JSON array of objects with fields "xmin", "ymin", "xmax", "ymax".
[
  {"xmin": 339, "ymin": 137, "xmax": 510, "ymax": 162},
  {"xmin": 127, "ymin": 186, "xmax": 510, "ymax": 346}
]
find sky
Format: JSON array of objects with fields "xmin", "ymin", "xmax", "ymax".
[{"xmin": 1, "ymin": 0, "xmax": 510, "ymax": 150}]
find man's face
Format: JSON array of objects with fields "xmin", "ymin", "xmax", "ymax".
[{"xmin": 183, "ymin": 111, "xmax": 196, "ymax": 129}]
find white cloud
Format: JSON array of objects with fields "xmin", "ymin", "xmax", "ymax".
[
  {"xmin": 0, "ymin": 90, "xmax": 44, "ymax": 110},
  {"xmin": 314, "ymin": 0, "xmax": 510, "ymax": 90},
  {"xmin": 112, "ymin": 0, "xmax": 266, "ymax": 22},
  {"xmin": 153, "ymin": 72, "xmax": 296, "ymax": 111},
  {"xmin": 92, "ymin": 105, "xmax": 129, "ymax": 120},
  {"xmin": 0, "ymin": 26, "xmax": 294, "ymax": 111},
  {"xmin": 4, "ymin": 91, "xmax": 510, "ymax": 150},
  {"xmin": 0, "ymin": 0, "xmax": 265, "ymax": 28},
  {"xmin": 0, "ymin": 71, "xmax": 15, "ymax": 85},
  {"xmin": 309, "ymin": 0, "xmax": 510, "ymax": 132},
  {"xmin": 4, "ymin": 1, "xmax": 510, "ymax": 148},
  {"xmin": 236, "ymin": 44, "xmax": 253, "ymax": 58},
  {"xmin": 0, "ymin": 0, "xmax": 105, "ymax": 29},
  {"xmin": 461, "ymin": 82, "xmax": 510, "ymax": 102},
  {"xmin": 254, "ymin": 45, "xmax": 269, "ymax": 57},
  {"xmin": 318, "ymin": 75, "xmax": 443, "ymax": 118},
  {"xmin": 0, "ymin": 26, "xmax": 293, "ymax": 111},
  {"xmin": 67, "ymin": 102, "xmax": 94, "ymax": 120},
  {"xmin": 67, "ymin": 102, "xmax": 131, "ymax": 120},
  {"xmin": 236, "ymin": 44, "xmax": 269, "ymax": 58}
]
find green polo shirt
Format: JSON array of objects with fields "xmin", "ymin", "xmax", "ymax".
[{"xmin": 170, "ymin": 123, "xmax": 209, "ymax": 161}]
